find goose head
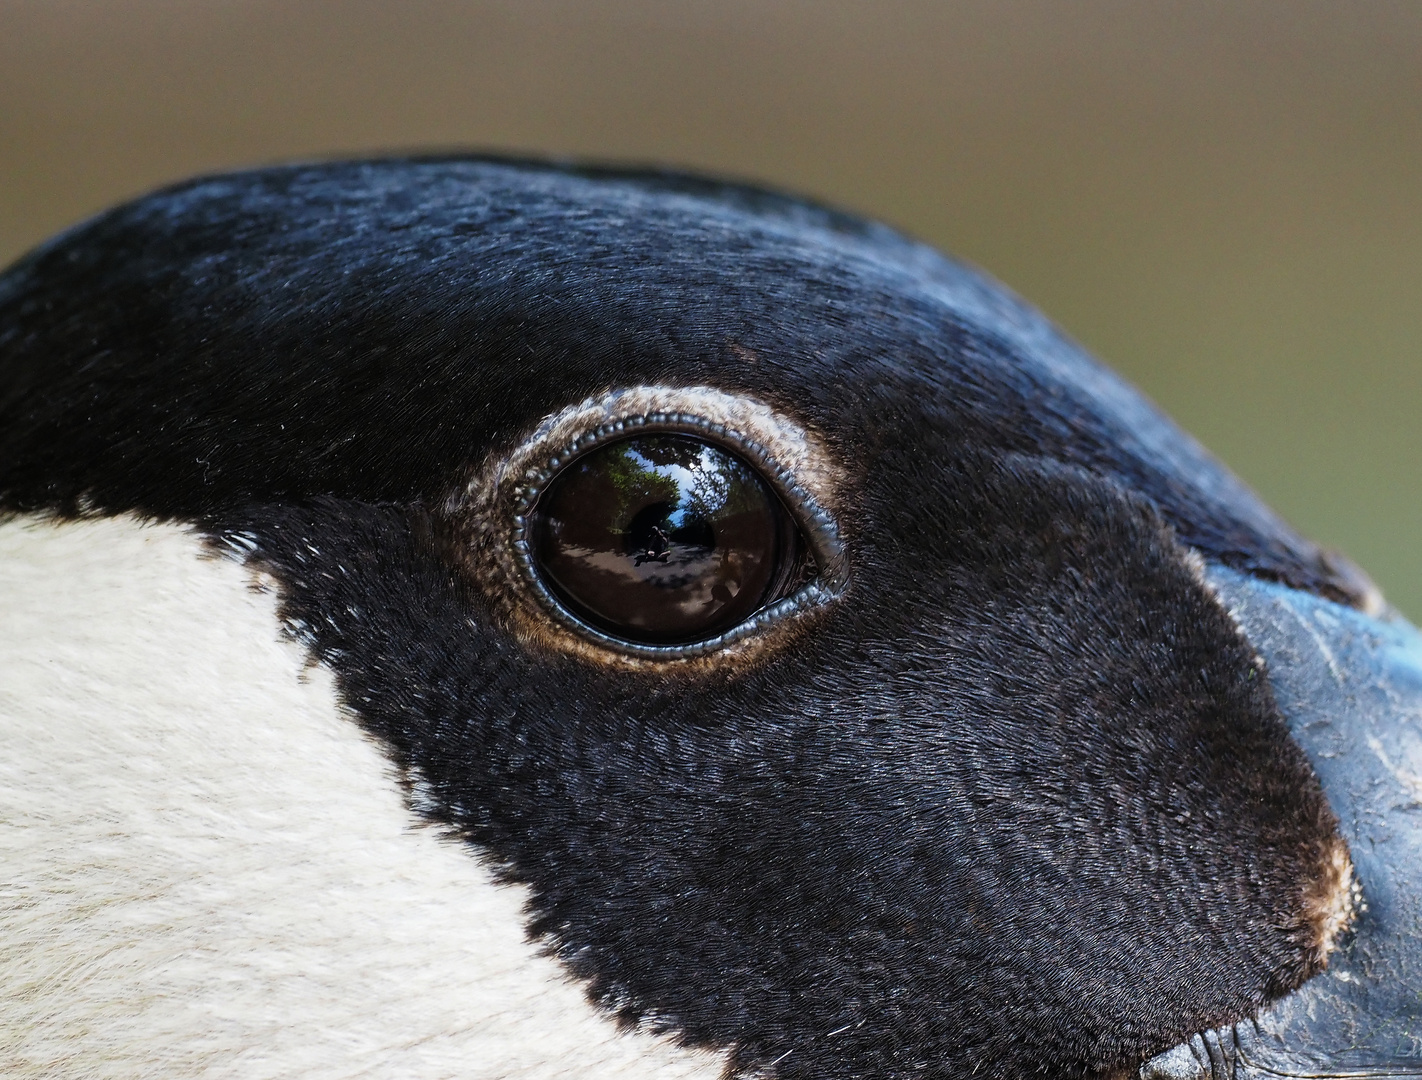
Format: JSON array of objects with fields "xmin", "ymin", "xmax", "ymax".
[{"xmin": 0, "ymin": 158, "xmax": 1417, "ymax": 1079}]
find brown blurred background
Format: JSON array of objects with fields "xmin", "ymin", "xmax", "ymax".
[{"xmin": 2, "ymin": 1, "xmax": 1418, "ymax": 615}]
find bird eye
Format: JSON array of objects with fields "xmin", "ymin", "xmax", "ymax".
[{"xmin": 527, "ymin": 434, "xmax": 804, "ymax": 646}]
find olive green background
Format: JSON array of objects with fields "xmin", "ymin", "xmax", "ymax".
[{"xmin": 3, "ymin": 1, "xmax": 1417, "ymax": 615}]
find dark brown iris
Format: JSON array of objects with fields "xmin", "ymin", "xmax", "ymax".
[{"xmin": 529, "ymin": 434, "xmax": 801, "ymax": 645}]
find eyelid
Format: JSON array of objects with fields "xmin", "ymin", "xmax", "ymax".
[
  {"xmin": 448, "ymin": 385, "xmax": 850, "ymax": 667},
  {"xmin": 512, "ymin": 412, "xmax": 846, "ymax": 660}
]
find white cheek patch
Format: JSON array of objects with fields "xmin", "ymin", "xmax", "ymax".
[{"xmin": 0, "ymin": 515, "xmax": 726, "ymax": 1080}]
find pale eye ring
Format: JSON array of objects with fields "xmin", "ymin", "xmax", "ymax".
[{"xmin": 510, "ymin": 413, "xmax": 846, "ymax": 659}]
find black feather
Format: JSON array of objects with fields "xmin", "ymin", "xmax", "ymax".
[{"xmin": 0, "ymin": 157, "xmax": 1347, "ymax": 1078}]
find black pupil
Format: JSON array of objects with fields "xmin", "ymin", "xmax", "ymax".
[{"xmin": 530, "ymin": 434, "xmax": 799, "ymax": 645}]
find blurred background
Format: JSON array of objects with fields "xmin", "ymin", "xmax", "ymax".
[{"xmin": 2, "ymin": 0, "xmax": 1417, "ymax": 615}]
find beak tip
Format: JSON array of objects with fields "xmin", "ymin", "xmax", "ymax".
[{"xmin": 1144, "ymin": 568, "xmax": 1422, "ymax": 1080}]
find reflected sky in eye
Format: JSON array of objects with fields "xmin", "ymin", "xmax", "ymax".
[{"xmin": 622, "ymin": 444, "xmax": 735, "ymax": 530}]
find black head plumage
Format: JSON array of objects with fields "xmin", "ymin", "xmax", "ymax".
[{"xmin": 0, "ymin": 158, "xmax": 1374, "ymax": 1078}]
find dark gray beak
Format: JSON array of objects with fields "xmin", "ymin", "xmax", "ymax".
[{"xmin": 1143, "ymin": 568, "xmax": 1422, "ymax": 1079}]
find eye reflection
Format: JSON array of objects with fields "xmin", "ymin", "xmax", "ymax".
[{"xmin": 529, "ymin": 434, "xmax": 801, "ymax": 645}]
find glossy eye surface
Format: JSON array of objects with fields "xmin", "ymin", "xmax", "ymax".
[{"xmin": 529, "ymin": 434, "xmax": 802, "ymax": 645}]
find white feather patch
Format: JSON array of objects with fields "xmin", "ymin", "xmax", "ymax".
[{"xmin": 0, "ymin": 515, "xmax": 726, "ymax": 1080}]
